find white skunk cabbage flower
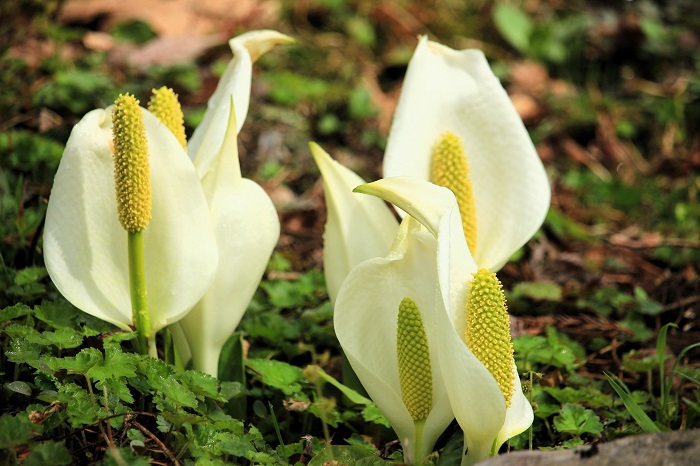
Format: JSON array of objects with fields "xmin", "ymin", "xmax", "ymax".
[
  {"xmin": 309, "ymin": 143, "xmax": 398, "ymax": 304},
  {"xmin": 357, "ymin": 177, "xmax": 534, "ymax": 466},
  {"xmin": 44, "ymin": 102, "xmax": 218, "ymax": 335},
  {"xmin": 383, "ymin": 36, "xmax": 550, "ymax": 271},
  {"xmin": 333, "ymin": 208, "xmax": 453, "ymax": 464},
  {"xmin": 174, "ymin": 30, "xmax": 291, "ymax": 376}
]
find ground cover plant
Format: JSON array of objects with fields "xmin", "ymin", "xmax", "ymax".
[{"xmin": 1, "ymin": 0, "xmax": 699, "ymax": 464}]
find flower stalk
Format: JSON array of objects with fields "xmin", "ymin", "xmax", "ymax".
[{"xmin": 112, "ymin": 93, "xmax": 154, "ymax": 354}]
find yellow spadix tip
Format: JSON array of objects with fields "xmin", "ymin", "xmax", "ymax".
[
  {"xmin": 397, "ymin": 297, "xmax": 433, "ymax": 421},
  {"xmin": 112, "ymin": 93, "xmax": 151, "ymax": 232},
  {"xmin": 147, "ymin": 86, "xmax": 187, "ymax": 150},
  {"xmin": 465, "ymin": 269, "xmax": 515, "ymax": 407},
  {"xmin": 431, "ymin": 131, "xmax": 478, "ymax": 254}
]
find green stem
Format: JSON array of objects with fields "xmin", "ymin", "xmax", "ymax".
[
  {"xmin": 413, "ymin": 419, "xmax": 426, "ymax": 463},
  {"xmin": 128, "ymin": 230, "xmax": 150, "ymax": 355}
]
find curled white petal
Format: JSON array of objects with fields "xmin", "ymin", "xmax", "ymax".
[
  {"xmin": 310, "ymin": 143, "xmax": 398, "ymax": 304},
  {"xmin": 189, "ymin": 30, "xmax": 293, "ymax": 177}
]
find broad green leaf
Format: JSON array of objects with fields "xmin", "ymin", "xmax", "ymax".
[
  {"xmin": 5, "ymin": 381, "xmax": 32, "ymax": 396},
  {"xmin": 247, "ymin": 359, "xmax": 303, "ymax": 395},
  {"xmin": 492, "ymin": 4, "xmax": 534, "ymax": 54},
  {"xmin": 44, "ymin": 347, "xmax": 103, "ymax": 373},
  {"xmin": 34, "ymin": 300, "xmax": 116, "ymax": 336},
  {"xmin": 308, "ymin": 445, "xmax": 387, "ymax": 465},
  {"xmin": 57, "ymin": 383, "xmax": 107, "ymax": 427},
  {"xmin": 553, "ymin": 403, "xmax": 603, "ymax": 436},
  {"xmin": 0, "ymin": 303, "xmax": 32, "ymax": 320},
  {"xmin": 0, "ymin": 413, "xmax": 35, "ymax": 449},
  {"xmin": 87, "ymin": 347, "xmax": 138, "ymax": 381},
  {"xmin": 14, "ymin": 267, "xmax": 48, "ymax": 286},
  {"xmin": 143, "ymin": 358, "xmax": 198, "ymax": 408},
  {"xmin": 511, "ymin": 282, "xmax": 563, "ymax": 301},
  {"xmin": 543, "ymin": 387, "xmax": 613, "ymax": 407},
  {"xmin": 23, "ymin": 441, "xmax": 72, "ymax": 466}
]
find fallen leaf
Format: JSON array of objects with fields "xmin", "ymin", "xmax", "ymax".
[{"xmin": 59, "ymin": 0, "xmax": 281, "ymax": 37}]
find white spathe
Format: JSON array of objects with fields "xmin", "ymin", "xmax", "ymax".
[
  {"xmin": 356, "ymin": 177, "xmax": 534, "ymax": 466},
  {"xmin": 383, "ymin": 37, "xmax": 550, "ymax": 271},
  {"xmin": 188, "ymin": 30, "xmax": 294, "ymax": 179},
  {"xmin": 310, "ymin": 143, "xmax": 398, "ymax": 304},
  {"xmin": 180, "ymin": 102, "xmax": 279, "ymax": 376},
  {"xmin": 44, "ymin": 107, "xmax": 218, "ymax": 333},
  {"xmin": 176, "ymin": 30, "xmax": 290, "ymax": 376},
  {"xmin": 334, "ymin": 214, "xmax": 453, "ymax": 463}
]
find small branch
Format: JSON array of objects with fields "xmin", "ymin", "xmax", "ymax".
[{"xmin": 132, "ymin": 420, "xmax": 181, "ymax": 466}]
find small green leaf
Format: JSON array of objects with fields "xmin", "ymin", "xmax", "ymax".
[
  {"xmin": 44, "ymin": 347, "xmax": 103, "ymax": 373},
  {"xmin": 57, "ymin": 383, "xmax": 106, "ymax": 427},
  {"xmin": 87, "ymin": 346, "xmax": 137, "ymax": 381},
  {"xmin": 543, "ymin": 387, "xmax": 613, "ymax": 407},
  {"xmin": 634, "ymin": 287, "xmax": 663, "ymax": 315},
  {"xmin": 0, "ymin": 303, "xmax": 32, "ymax": 320},
  {"xmin": 247, "ymin": 359, "xmax": 303, "ymax": 395},
  {"xmin": 308, "ymin": 445, "xmax": 385, "ymax": 465},
  {"xmin": 14, "ymin": 267, "xmax": 48, "ymax": 286},
  {"xmin": 23, "ymin": 441, "xmax": 72, "ymax": 466},
  {"xmin": 143, "ymin": 358, "xmax": 197, "ymax": 408},
  {"xmin": 0, "ymin": 413, "xmax": 35, "ymax": 448},
  {"xmin": 553, "ymin": 403, "xmax": 603, "ymax": 436},
  {"xmin": 5, "ymin": 381, "xmax": 32, "ymax": 396},
  {"xmin": 511, "ymin": 282, "xmax": 562, "ymax": 302},
  {"xmin": 492, "ymin": 4, "xmax": 534, "ymax": 54}
]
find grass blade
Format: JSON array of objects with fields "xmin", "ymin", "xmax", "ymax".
[{"xmin": 605, "ymin": 372, "xmax": 662, "ymax": 433}]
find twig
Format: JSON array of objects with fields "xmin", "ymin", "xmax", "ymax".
[{"xmin": 132, "ymin": 420, "xmax": 181, "ymax": 466}]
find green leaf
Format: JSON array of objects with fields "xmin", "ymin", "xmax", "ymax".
[
  {"xmin": 308, "ymin": 445, "xmax": 385, "ymax": 465},
  {"xmin": 0, "ymin": 303, "xmax": 32, "ymax": 320},
  {"xmin": 543, "ymin": 387, "xmax": 613, "ymax": 407},
  {"xmin": 57, "ymin": 383, "xmax": 106, "ymax": 427},
  {"xmin": 309, "ymin": 365, "xmax": 390, "ymax": 427},
  {"xmin": 14, "ymin": 267, "xmax": 48, "ymax": 286},
  {"xmin": 96, "ymin": 377, "xmax": 134, "ymax": 404},
  {"xmin": 87, "ymin": 346, "xmax": 138, "ymax": 381},
  {"xmin": 5, "ymin": 381, "xmax": 32, "ymax": 396},
  {"xmin": 247, "ymin": 359, "xmax": 304, "ymax": 395},
  {"xmin": 553, "ymin": 403, "xmax": 603, "ymax": 436},
  {"xmin": 0, "ymin": 413, "xmax": 35, "ymax": 448},
  {"xmin": 633, "ymin": 287, "xmax": 663, "ymax": 315},
  {"xmin": 44, "ymin": 347, "xmax": 103, "ymax": 373},
  {"xmin": 102, "ymin": 447, "xmax": 151, "ymax": 466},
  {"xmin": 34, "ymin": 300, "xmax": 117, "ymax": 336},
  {"xmin": 4, "ymin": 336, "xmax": 41, "ymax": 365},
  {"xmin": 218, "ymin": 332, "xmax": 247, "ymax": 418},
  {"xmin": 511, "ymin": 282, "xmax": 562, "ymax": 301},
  {"xmin": 180, "ymin": 370, "xmax": 222, "ymax": 401},
  {"xmin": 605, "ymin": 373, "xmax": 662, "ymax": 433},
  {"xmin": 492, "ymin": 4, "xmax": 534, "ymax": 54},
  {"xmin": 142, "ymin": 358, "xmax": 198, "ymax": 408},
  {"xmin": 23, "ymin": 441, "xmax": 72, "ymax": 466}
]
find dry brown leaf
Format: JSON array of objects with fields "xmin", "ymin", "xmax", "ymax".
[
  {"xmin": 59, "ymin": 0, "xmax": 281, "ymax": 37},
  {"xmin": 510, "ymin": 93, "xmax": 544, "ymax": 124},
  {"xmin": 109, "ymin": 35, "xmax": 224, "ymax": 69}
]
